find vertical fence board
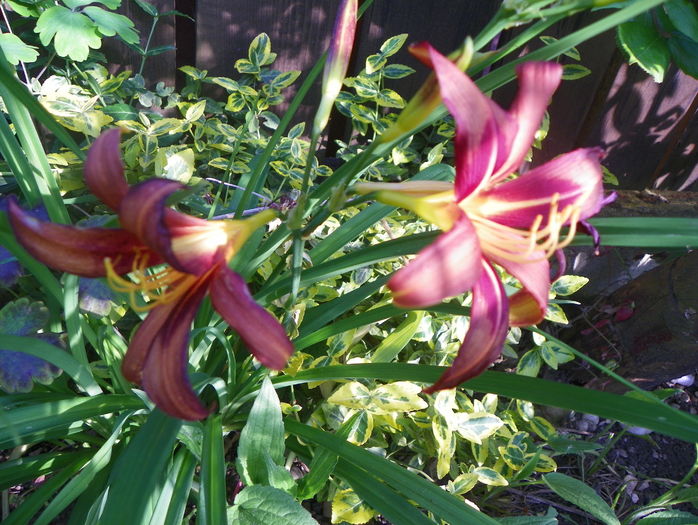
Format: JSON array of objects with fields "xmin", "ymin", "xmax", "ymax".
[
  {"xmin": 105, "ymin": 0, "xmax": 176, "ymax": 85},
  {"xmin": 588, "ymin": 65, "xmax": 698, "ymax": 190},
  {"xmin": 352, "ymin": 0, "xmax": 500, "ymax": 99},
  {"xmin": 195, "ymin": 0, "xmax": 336, "ymax": 123}
]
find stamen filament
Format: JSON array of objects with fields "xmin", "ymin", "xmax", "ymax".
[
  {"xmin": 104, "ymin": 255, "xmax": 196, "ymax": 312},
  {"xmin": 470, "ymin": 192, "xmax": 582, "ymax": 264}
]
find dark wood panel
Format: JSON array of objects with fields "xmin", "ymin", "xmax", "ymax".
[
  {"xmin": 104, "ymin": 0, "xmax": 176, "ymax": 85},
  {"xmin": 587, "ymin": 64, "xmax": 698, "ymax": 190},
  {"xmin": 353, "ymin": 0, "xmax": 500, "ymax": 99},
  {"xmin": 195, "ymin": 0, "xmax": 336, "ymax": 123}
]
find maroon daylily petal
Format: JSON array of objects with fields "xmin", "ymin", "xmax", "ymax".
[
  {"xmin": 388, "ymin": 214, "xmax": 482, "ymax": 308},
  {"xmin": 488, "ymin": 252, "xmax": 550, "ymax": 326},
  {"xmin": 489, "ymin": 62, "xmax": 563, "ymax": 183},
  {"xmin": 428, "ymin": 45, "xmax": 501, "ymax": 200},
  {"xmin": 210, "ymin": 266, "xmax": 293, "ymax": 370},
  {"xmin": 424, "ymin": 260, "xmax": 509, "ymax": 393},
  {"xmin": 84, "ymin": 128, "xmax": 129, "ymax": 211},
  {"xmin": 119, "ymin": 179, "xmax": 230, "ymax": 275},
  {"xmin": 162, "ymin": 210, "xmax": 231, "ymax": 274},
  {"xmin": 8, "ymin": 198, "xmax": 150, "ymax": 277},
  {"xmin": 139, "ymin": 277, "xmax": 211, "ymax": 420},
  {"xmin": 476, "ymin": 148, "xmax": 605, "ymax": 229},
  {"xmin": 121, "ymin": 298, "xmax": 178, "ymax": 384},
  {"xmin": 118, "ymin": 178, "xmax": 198, "ymax": 274}
]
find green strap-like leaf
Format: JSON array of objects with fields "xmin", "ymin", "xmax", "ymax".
[
  {"xmin": 199, "ymin": 414, "xmax": 227, "ymax": 525},
  {"xmin": 275, "ymin": 364, "xmax": 698, "ymax": 443},
  {"xmin": 99, "ymin": 411, "xmax": 183, "ymax": 525}
]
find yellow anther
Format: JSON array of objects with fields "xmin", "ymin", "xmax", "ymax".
[
  {"xmin": 104, "ymin": 254, "xmax": 196, "ymax": 312},
  {"xmin": 470, "ymin": 192, "xmax": 582, "ymax": 264}
]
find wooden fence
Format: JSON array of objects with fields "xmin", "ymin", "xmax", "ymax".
[{"xmin": 106, "ymin": 0, "xmax": 698, "ymax": 193}]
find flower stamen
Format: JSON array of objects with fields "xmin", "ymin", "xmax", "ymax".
[
  {"xmin": 471, "ymin": 193, "xmax": 582, "ymax": 264},
  {"xmin": 104, "ymin": 253, "xmax": 196, "ymax": 312}
]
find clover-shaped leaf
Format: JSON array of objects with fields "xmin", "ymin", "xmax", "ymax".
[
  {"xmin": 79, "ymin": 277, "xmax": 114, "ymax": 316},
  {"xmin": 0, "ymin": 299, "xmax": 62, "ymax": 393},
  {"xmin": 0, "ymin": 33, "xmax": 39, "ymax": 65},
  {"xmin": 35, "ymin": 6, "xmax": 102, "ymax": 61}
]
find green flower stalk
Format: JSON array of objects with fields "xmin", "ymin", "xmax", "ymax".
[{"xmin": 312, "ymin": 0, "xmax": 358, "ymax": 138}]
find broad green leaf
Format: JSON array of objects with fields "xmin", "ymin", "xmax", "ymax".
[
  {"xmin": 347, "ymin": 410, "xmax": 373, "ymax": 446},
  {"xmin": 227, "ymin": 486, "xmax": 318, "ymax": 525},
  {"xmin": 472, "ymin": 467, "xmax": 508, "ymax": 486},
  {"xmin": 551, "ymin": 275, "xmax": 589, "ymax": 296},
  {"xmin": 148, "ymin": 117, "xmax": 182, "ymax": 135},
  {"xmin": 248, "ymin": 32, "xmax": 275, "ymax": 67},
  {"xmin": 377, "ymin": 88, "xmax": 405, "ymax": 108},
  {"xmin": 543, "ymin": 341, "xmax": 575, "ymax": 365},
  {"xmin": 379, "ymin": 34, "xmax": 408, "ymax": 57},
  {"xmin": 83, "ymin": 6, "xmax": 139, "ymax": 44},
  {"xmin": 365, "ymin": 53, "xmax": 387, "ymax": 74},
  {"xmin": 236, "ymin": 377, "xmax": 286, "ymax": 486},
  {"xmin": 432, "ymin": 414, "xmax": 455, "ymax": 479},
  {"xmin": 35, "ymin": 6, "xmax": 102, "ymax": 61},
  {"xmin": 668, "ymin": 32, "xmax": 698, "ymax": 77},
  {"xmin": 664, "ymin": 0, "xmax": 698, "ymax": 40},
  {"xmin": 133, "ymin": 0, "xmax": 158, "ymax": 16},
  {"xmin": 562, "ymin": 63, "xmax": 591, "ymax": 79},
  {"xmin": 529, "ymin": 416, "xmax": 557, "ymax": 440},
  {"xmin": 371, "ymin": 381, "xmax": 428, "ymax": 413},
  {"xmin": 328, "ymin": 381, "xmax": 372, "ymax": 410},
  {"xmin": 454, "ymin": 413, "xmax": 504, "ymax": 444},
  {"xmin": 0, "ymin": 34, "xmax": 39, "ymax": 64},
  {"xmin": 545, "ymin": 303, "xmax": 568, "ymax": 324},
  {"xmin": 353, "ymin": 77, "xmax": 380, "ymax": 99},
  {"xmin": 448, "ymin": 473, "xmax": 478, "ymax": 495},
  {"xmin": 184, "ymin": 99, "xmax": 206, "ymax": 121},
  {"xmin": 270, "ymin": 70, "xmax": 300, "ymax": 88},
  {"xmin": 332, "ymin": 487, "xmax": 376, "ymax": 524},
  {"xmin": 155, "ymin": 147, "xmax": 195, "ymax": 183},
  {"xmin": 382, "ymin": 64, "xmax": 415, "ymax": 79},
  {"xmin": 543, "ymin": 473, "xmax": 620, "ymax": 525},
  {"xmin": 372, "ymin": 311, "xmax": 423, "ymax": 362},
  {"xmin": 516, "ymin": 349, "xmax": 541, "ymax": 377},
  {"xmin": 539, "ymin": 343, "xmax": 559, "ymax": 370},
  {"xmin": 64, "ymin": 0, "xmax": 122, "ymax": 8},
  {"xmin": 617, "ymin": 14, "xmax": 670, "ymax": 82},
  {"xmin": 101, "ymin": 103, "xmax": 138, "ymax": 121}
]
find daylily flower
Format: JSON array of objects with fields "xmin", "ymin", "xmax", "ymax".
[
  {"xmin": 8, "ymin": 129, "xmax": 293, "ymax": 420},
  {"xmin": 356, "ymin": 44, "xmax": 606, "ymax": 392}
]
